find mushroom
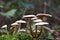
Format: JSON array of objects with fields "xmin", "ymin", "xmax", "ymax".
[
  {"xmin": 34, "ymin": 22, "xmax": 49, "ymax": 38},
  {"xmin": 1, "ymin": 25, "xmax": 7, "ymax": 29},
  {"xmin": 36, "ymin": 13, "xmax": 52, "ymax": 21},
  {"xmin": 1, "ymin": 25, "xmax": 7, "ymax": 31},
  {"xmin": 11, "ymin": 22, "xmax": 19, "ymax": 33},
  {"xmin": 32, "ymin": 19, "xmax": 42, "ymax": 37},
  {"xmin": 1, "ymin": 25, "xmax": 9, "ymax": 34},
  {"xmin": 22, "ymin": 15, "xmax": 36, "ymax": 36},
  {"xmin": 16, "ymin": 20, "xmax": 26, "ymax": 32}
]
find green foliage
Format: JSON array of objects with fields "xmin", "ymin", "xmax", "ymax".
[
  {"xmin": 16, "ymin": 33, "xmax": 34, "ymax": 40},
  {"xmin": 0, "ymin": 9, "xmax": 17, "ymax": 18},
  {"xmin": 0, "ymin": 30, "xmax": 34, "ymax": 40}
]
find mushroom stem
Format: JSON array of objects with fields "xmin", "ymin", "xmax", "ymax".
[
  {"xmin": 27, "ymin": 18, "xmax": 34, "ymax": 36},
  {"xmin": 13, "ymin": 25, "xmax": 17, "ymax": 33},
  {"xmin": 18, "ymin": 23, "xmax": 21, "ymax": 32},
  {"xmin": 37, "ymin": 25, "xmax": 44, "ymax": 38},
  {"xmin": 35, "ymin": 25, "xmax": 38, "ymax": 38}
]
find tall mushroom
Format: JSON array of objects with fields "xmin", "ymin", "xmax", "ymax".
[
  {"xmin": 22, "ymin": 15, "xmax": 36, "ymax": 36},
  {"xmin": 16, "ymin": 20, "xmax": 26, "ymax": 32},
  {"xmin": 36, "ymin": 13, "xmax": 52, "ymax": 21},
  {"xmin": 11, "ymin": 22, "xmax": 19, "ymax": 33},
  {"xmin": 34, "ymin": 22, "xmax": 49, "ymax": 39},
  {"xmin": 32, "ymin": 19, "xmax": 42, "ymax": 38}
]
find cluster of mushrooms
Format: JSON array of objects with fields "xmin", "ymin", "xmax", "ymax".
[{"xmin": 1, "ymin": 13, "xmax": 55, "ymax": 39}]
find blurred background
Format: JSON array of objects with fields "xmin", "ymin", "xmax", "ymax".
[{"xmin": 0, "ymin": 0, "xmax": 60, "ymax": 31}]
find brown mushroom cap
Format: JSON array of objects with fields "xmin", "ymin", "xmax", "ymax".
[
  {"xmin": 36, "ymin": 13, "xmax": 52, "ymax": 17},
  {"xmin": 11, "ymin": 22, "xmax": 19, "ymax": 26},
  {"xmin": 23, "ymin": 15, "xmax": 36, "ymax": 18},
  {"xmin": 16, "ymin": 20, "xmax": 26, "ymax": 24}
]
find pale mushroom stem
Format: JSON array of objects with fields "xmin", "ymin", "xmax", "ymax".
[
  {"xmin": 26, "ymin": 19, "xmax": 30, "ymax": 32},
  {"xmin": 13, "ymin": 25, "xmax": 17, "ymax": 33},
  {"xmin": 18, "ymin": 23, "xmax": 21, "ymax": 31}
]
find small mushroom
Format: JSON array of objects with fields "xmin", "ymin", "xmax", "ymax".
[
  {"xmin": 1, "ymin": 25, "xmax": 8, "ymax": 34},
  {"xmin": 34, "ymin": 22, "xmax": 49, "ymax": 38},
  {"xmin": 11, "ymin": 22, "xmax": 19, "ymax": 33},
  {"xmin": 36, "ymin": 13, "xmax": 52, "ymax": 21},
  {"xmin": 16, "ymin": 20, "xmax": 26, "ymax": 32},
  {"xmin": 22, "ymin": 15, "xmax": 36, "ymax": 36},
  {"xmin": 1, "ymin": 25, "xmax": 7, "ymax": 29},
  {"xmin": 1, "ymin": 25, "xmax": 7, "ymax": 31},
  {"xmin": 31, "ymin": 19, "xmax": 42, "ymax": 38}
]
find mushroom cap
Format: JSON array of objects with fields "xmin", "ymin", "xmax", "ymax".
[
  {"xmin": 33, "ymin": 30, "xmax": 40, "ymax": 32},
  {"xmin": 33, "ymin": 19, "xmax": 42, "ymax": 23},
  {"xmin": 23, "ymin": 15, "xmax": 36, "ymax": 18},
  {"xmin": 35, "ymin": 22, "xmax": 49, "ymax": 25},
  {"xmin": 11, "ymin": 22, "xmax": 19, "ymax": 26},
  {"xmin": 31, "ymin": 17, "xmax": 37, "ymax": 20},
  {"xmin": 16, "ymin": 20, "xmax": 26, "ymax": 23},
  {"xmin": 1, "ymin": 25, "xmax": 7, "ymax": 28},
  {"xmin": 36, "ymin": 14, "xmax": 52, "ymax": 17}
]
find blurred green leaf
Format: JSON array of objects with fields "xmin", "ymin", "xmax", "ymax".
[{"xmin": 0, "ymin": 9, "xmax": 17, "ymax": 18}]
